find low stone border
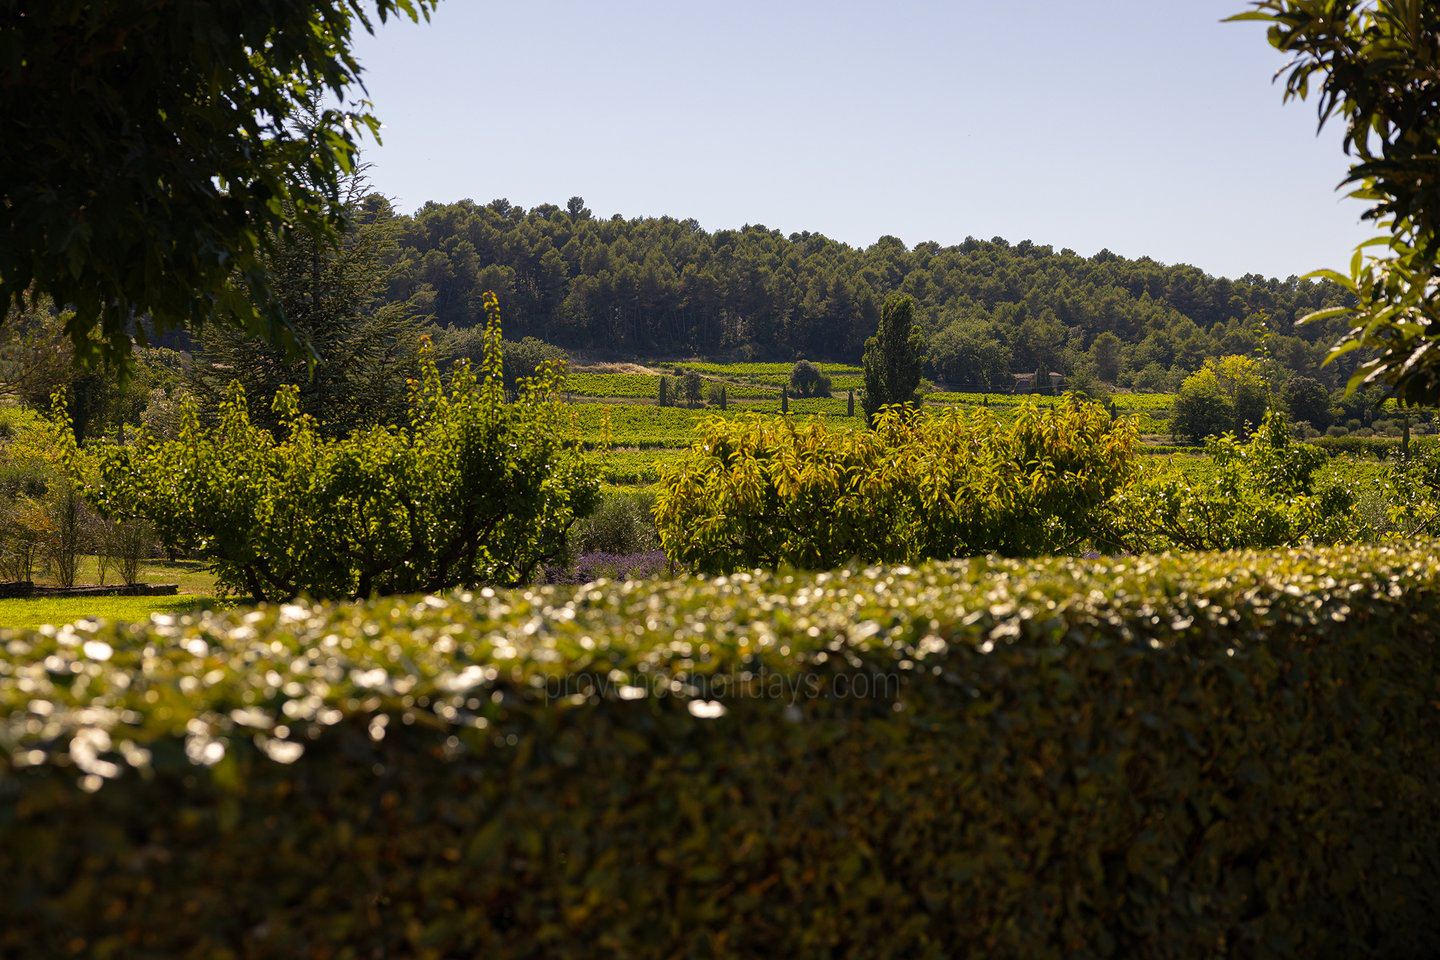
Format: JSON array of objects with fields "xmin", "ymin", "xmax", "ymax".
[{"xmin": 0, "ymin": 582, "xmax": 180, "ymax": 599}]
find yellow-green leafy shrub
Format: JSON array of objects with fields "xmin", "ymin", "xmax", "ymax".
[
  {"xmin": 655, "ymin": 396, "xmax": 1139, "ymax": 573},
  {"xmin": 2, "ymin": 544, "xmax": 1438, "ymax": 958},
  {"xmin": 1113, "ymin": 412, "xmax": 1359, "ymax": 551}
]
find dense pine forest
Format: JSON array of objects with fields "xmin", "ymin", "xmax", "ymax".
[{"xmin": 375, "ymin": 195, "xmax": 1355, "ymax": 391}]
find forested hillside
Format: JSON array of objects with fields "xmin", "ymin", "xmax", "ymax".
[{"xmin": 379, "ymin": 195, "xmax": 1356, "ymax": 391}]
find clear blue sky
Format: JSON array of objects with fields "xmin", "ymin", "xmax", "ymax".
[{"xmin": 347, "ymin": 0, "xmax": 1375, "ymax": 282}]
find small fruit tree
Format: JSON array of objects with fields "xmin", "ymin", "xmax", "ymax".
[
  {"xmin": 655, "ymin": 396, "xmax": 1139, "ymax": 574},
  {"xmin": 1112, "ymin": 410, "xmax": 1358, "ymax": 552},
  {"xmin": 72, "ymin": 293, "xmax": 598, "ymax": 600}
]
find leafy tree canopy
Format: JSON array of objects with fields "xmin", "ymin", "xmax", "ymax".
[
  {"xmin": 1234, "ymin": 1, "xmax": 1440, "ymax": 403},
  {"xmin": 379, "ymin": 198, "xmax": 1359, "ymax": 393},
  {"xmin": 1171, "ymin": 354, "xmax": 1272, "ymax": 443},
  {"xmin": 655, "ymin": 399, "xmax": 1138, "ymax": 574},
  {"xmin": 70, "ymin": 293, "xmax": 597, "ymax": 601},
  {"xmin": 1283, "ymin": 374, "xmax": 1334, "ymax": 429},
  {"xmin": 0, "ymin": 0, "xmax": 437, "ymax": 369},
  {"xmin": 1115, "ymin": 410, "xmax": 1357, "ymax": 550},
  {"xmin": 788, "ymin": 360, "xmax": 831, "ymax": 398}
]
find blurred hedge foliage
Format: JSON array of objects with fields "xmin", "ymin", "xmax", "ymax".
[{"xmin": 2, "ymin": 544, "xmax": 1439, "ymax": 957}]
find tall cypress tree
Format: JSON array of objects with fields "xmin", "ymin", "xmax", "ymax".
[{"xmin": 861, "ymin": 294, "xmax": 925, "ymax": 426}]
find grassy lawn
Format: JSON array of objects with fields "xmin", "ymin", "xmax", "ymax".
[
  {"xmin": 1, "ymin": 558, "xmax": 229, "ymax": 631},
  {"xmin": 29, "ymin": 557, "xmax": 217, "ymax": 594},
  {"xmin": 0, "ymin": 594, "xmax": 237, "ymax": 631}
]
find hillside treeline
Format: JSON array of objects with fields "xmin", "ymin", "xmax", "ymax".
[{"xmin": 380, "ymin": 195, "xmax": 1356, "ymax": 391}]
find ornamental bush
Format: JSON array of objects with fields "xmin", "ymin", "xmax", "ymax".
[
  {"xmin": 73, "ymin": 293, "xmax": 598, "ymax": 600},
  {"xmin": 654, "ymin": 395, "xmax": 1138, "ymax": 574}
]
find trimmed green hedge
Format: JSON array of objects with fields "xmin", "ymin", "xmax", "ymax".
[
  {"xmin": 1309, "ymin": 434, "xmax": 1440, "ymax": 461},
  {"xmin": 1311, "ymin": 435, "xmax": 1408, "ymax": 459},
  {"xmin": 2, "ymin": 545, "xmax": 1439, "ymax": 958}
]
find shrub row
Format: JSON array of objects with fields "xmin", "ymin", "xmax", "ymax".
[
  {"xmin": 1309, "ymin": 434, "xmax": 1436, "ymax": 460},
  {"xmin": 2, "ymin": 544, "xmax": 1439, "ymax": 958}
]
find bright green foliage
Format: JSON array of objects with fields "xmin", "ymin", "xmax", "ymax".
[
  {"xmin": 0, "ymin": 407, "xmax": 119, "ymax": 586},
  {"xmin": 1, "ymin": 299, "xmax": 169, "ymax": 444},
  {"xmin": 0, "ymin": 594, "xmax": 218, "ymax": 630},
  {"xmin": 1115, "ymin": 411, "xmax": 1357, "ymax": 551},
  {"xmin": 3, "ymin": 545, "xmax": 1439, "ymax": 956},
  {"xmin": 567, "ymin": 404, "xmax": 744, "ymax": 449},
  {"xmin": 0, "ymin": 413, "xmax": 55, "ymax": 583},
  {"xmin": 560, "ymin": 372, "xmax": 662, "ymax": 399},
  {"xmin": 0, "ymin": 1, "xmax": 438, "ymax": 369},
  {"xmin": 0, "ymin": 298, "xmax": 72, "ymax": 404},
  {"xmin": 594, "ymin": 449, "xmax": 683, "ymax": 485},
  {"xmin": 655, "ymin": 396, "xmax": 1139, "ymax": 574},
  {"xmin": 1170, "ymin": 355, "xmax": 1271, "ymax": 443},
  {"xmin": 75, "ymin": 294, "xmax": 598, "ymax": 601},
  {"xmin": 1234, "ymin": 1, "xmax": 1440, "ymax": 402},
  {"xmin": 1371, "ymin": 440, "xmax": 1440, "ymax": 538},
  {"xmin": 861, "ymin": 293, "xmax": 926, "ymax": 424}
]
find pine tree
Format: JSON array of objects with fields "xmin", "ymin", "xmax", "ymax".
[
  {"xmin": 189, "ymin": 174, "xmax": 425, "ymax": 438},
  {"xmin": 658, "ymin": 375, "xmax": 669, "ymax": 407},
  {"xmin": 861, "ymin": 293, "xmax": 925, "ymax": 426},
  {"xmin": 847, "ymin": 388, "xmax": 854, "ymax": 417},
  {"xmin": 781, "ymin": 386, "xmax": 789, "ymax": 414}
]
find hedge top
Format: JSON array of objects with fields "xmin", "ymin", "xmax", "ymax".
[{"xmin": 2, "ymin": 542, "xmax": 1436, "ymax": 789}]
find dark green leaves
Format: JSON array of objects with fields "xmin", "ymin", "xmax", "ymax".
[
  {"xmin": 3, "ymin": 543, "xmax": 1440, "ymax": 956},
  {"xmin": 0, "ymin": 1, "xmax": 438, "ymax": 369},
  {"xmin": 861, "ymin": 293, "xmax": 925, "ymax": 425}
]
